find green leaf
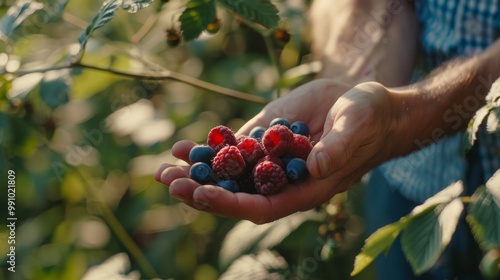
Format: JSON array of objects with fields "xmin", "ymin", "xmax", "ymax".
[
  {"xmin": 410, "ymin": 181, "xmax": 464, "ymax": 216},
  {"xmin": 217, "ymin": 0, "xmax": 279, "ymax": 28},
  {"xmin": 466, "ymin": 170, "xmax": 500, "ymax": 251},
  {"xmin": 401, "ymin": 182, "xmax": 465, "ymax": 275},
  {"xmin": 351, "ymin": 181, "xmax": 464, "ymax": 277},
  {"xmin": 351, "ymin": 221, "xmax": 406, "ymax": 276},
  {"xmin": 464, "ymin": 105, "xmax": 491, "ymax": 152},
  {"xmin": 40, "ymin": 70, "xmax": 70, "ymax": 109},
  {"xmin": 46, "ymin": 0, "xmax": 70, "ymax": 22},
  {"xmin": 77, "ymin": 0, "xmax": 121, "ymax": 55},
  {"xmin": 402, "ymin": 199, "xmax": 464, "ymax": 275},
  {"xmin": 179, "ymin": 0, "xmax": 216, "ymax": 41},
  {"xmin": 487, "ymin": 107, "xmax": 500, "ymax": 134},
  {"xmin": 122, "ymin": 0, "xmax": 154, "ymax": 13},
  {"xmin": 0, "ymin": 0, "xmax": 44, "ymax": 39},
  {"xmin": 486, "ymin": 78, "xmax": 500, "ymax": 106},
  {"xmin": 219, "ymin": 250, "xmax": 288, "ymax": 280}
]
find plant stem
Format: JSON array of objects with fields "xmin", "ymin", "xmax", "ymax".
[
  {"xmin": 74, "ymin": 168, "xmax": 160, "ymax": 279},
  {"xmin": 132, "ymin": 14, "xmax": 158, "ymax": 44},
  {"xmin": 14, "ymin": 62, "xmax": 268, "ymax": 105}
]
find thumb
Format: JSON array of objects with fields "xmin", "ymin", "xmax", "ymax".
[{"xmin": 307, "ymin": 115, "xmax": 362, "ymax": 179}]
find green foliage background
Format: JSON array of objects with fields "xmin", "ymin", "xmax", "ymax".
[{"xmin": 0, "ymin": 0, "xmax": 371, "ymax": 279}]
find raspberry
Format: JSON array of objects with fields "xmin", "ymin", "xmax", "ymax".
[
  {"xmin": 269, "ymin": 117, "xmax": 290, "ymax": 128},
  {"xmin": 189, "ymin": 145, "xmax": 216, "ymax": 165},
  {"xmin": 256, "ymin": 155, "xmax": 284, "ymax": 169},
  {"xmin": 290, "ymin": 134, "xmax": 313, "ymax": 160},
  {"xmin": 207, "ymin": 125, "xmax": 238, "ymax": 152},
  {"xmin": 189, "ymin": 162, "xmax": 217, "ymax": 184},
  {"xmin": 212, "ymin": 146, "xmax": 246, "ymax": 179},
  {"xmin": 286, "ymin": 158, "xmax": 309, "ymax": 182},
  {"xmin": 237, "ymin": 136, "xmax": 266, "ymax": 166},
  {"xmin": 290, "ymin": 121, "xmax": 310, "ymax": 137},
  {"xmin": 262, "ymin": 124, "xmax": 293, "ymax": 157},
  {"xmin": 253, "ymin": 161, "xmax": 288, "ymax": 195}
]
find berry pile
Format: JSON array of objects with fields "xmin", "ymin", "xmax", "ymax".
[{"xmin": 188, "ymin": 118, "xmax": 313, "ymax": 195}]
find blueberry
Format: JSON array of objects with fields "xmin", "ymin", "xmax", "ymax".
[
  {"xmin": 189, "ymin": 162, "xmax": 217, "ymax": 184},
  {"xmin": 290, "ymin": 121, "xmax": 310, "ymax": 136},
  {"xmin": 269, "ymin": 118, "xmax": 290, "ymax": 128},
  {"xmin": 217, "ymin": 180, "xmax": 240, "ymax": 193},
  {"xmin": 189, "ymin": 145, "xmax": 216, "ymax": 165},
  {"xmin": 286, "ymin": 158, "xmax": 308, "ymax": 182},
  {"xmin": 249, "ymin": 126, "xmax": 266, "ymax": 140}
]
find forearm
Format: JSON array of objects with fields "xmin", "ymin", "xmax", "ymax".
[
  {"xmin": 309, "ymin": 0, "xmax": 418, "ymax": 87},
  {"xmin": 390, "ymin": 39, "xmax": 500, "ymax": 155}
]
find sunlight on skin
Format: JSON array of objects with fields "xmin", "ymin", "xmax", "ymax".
[{"xmin": 154, "ymin": 81, "xmax": 396, "ymax": 224}]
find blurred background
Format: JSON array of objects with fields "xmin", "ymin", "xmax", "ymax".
[{"xmin": 0, "ymin": 0, "xmax": 373, "ymax": 279}]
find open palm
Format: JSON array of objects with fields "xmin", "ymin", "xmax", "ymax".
[{"xmin": 155, "ymin": 80, "xmax": 398, "ymax": 224}]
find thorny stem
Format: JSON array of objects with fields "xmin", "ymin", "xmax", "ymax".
[{"xmin": 13, "ymin": 62, "xmax": 269, "ymax": 105}]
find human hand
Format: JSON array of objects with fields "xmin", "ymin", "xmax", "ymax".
[{"xmin": 155, "ymin": 80, "xmax": 400, "ymax": 224}]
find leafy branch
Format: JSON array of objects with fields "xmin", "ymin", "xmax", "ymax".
[
  {"xmin": 11, "ymin": 61, "xmax": 268, "ymax": 105},
  {"xmin": 178, "ymin": 0, "xmax": 283, "ymax": 97},
  {"xmin": 351, "ymin": 171, "xmax": 500, "ymax": 276}
]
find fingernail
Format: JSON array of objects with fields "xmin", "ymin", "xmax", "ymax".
[
  {"xmin": 193, "ymin": 187, "xmax": 217, "ymax": 209},
  {"xmin": 193, "ymin": 198, "xmax": 210, "ymax": 210},
  {"xmin": 316, "ymin": 151, "xmax": 331, "ymax": 177}
]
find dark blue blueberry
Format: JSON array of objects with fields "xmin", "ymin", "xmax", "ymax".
[
  {"xmin": 249, "ymin": 126, "xmax": 266, "ymax": 140},
  {"xmin": 269, "ymin": 118, "xmax": 290, "ymax": 128},
  {"xmin": 217, "ymin": 180, "xmax": 240, "ymax": 193},
  {"xmin": 189, "ymin": 162, "xmax": 217, "ymax": 184},
  {"xmin": 189, "ymin": 145, "xmax": 216, "ymax": 165},
  {"xmin": 290, "ymin": 121, "xmax": 310, "ymax": 136},
  {"xmin": 286, "ymin": 158, "xmax": 308, "ymax": 182}
]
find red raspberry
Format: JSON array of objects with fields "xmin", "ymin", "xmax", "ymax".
[
  {"xmin": 253, "ymin": 160, "xmax": 288, "ymax": 195},
  {"xmin": 212, "ymin": 146, "xmax": 246, "ymax": 179},
  {"xmin": 262, "ymin": 125, "xmax": 293, "ymax": 157},
  {"xmin": 207, "ymin": 125, "xmax": 238, "ymax": 152},
  {"xmin": 290, "ymin": 134, "xmax": 313, "ymax": 160},
  {"xmin": 237, "ymin": 136, "xmax": 266, "ymax": 166},
  {"xmin": 256, "ymin": 155, "xmax": 284, "ymax": 169}
]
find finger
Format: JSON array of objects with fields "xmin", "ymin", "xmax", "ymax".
[
  {"xmin": 172, "ymin": 140, "xmax": 197, "ymax": 163},
  {"xmin": 154, "ymin": 163, "xmax": 171, "ymax": 181},
  {"xmin": 191, "ymin": 177, "xmax": 334, "ymax": 224},
  {"xmin": 160, "ymin": 165, "xmax": 190, "ymax": 186},
  {"xmin": 308, "ymin": 114, "xmax": 365, "ymax": 179},
  {"xmin": 236, "ymin": 112, "xmax": 267, "ymax": 136},
  {"xmin": 169, "ymin": 178, "xmax": 201, "ymax": 205}
]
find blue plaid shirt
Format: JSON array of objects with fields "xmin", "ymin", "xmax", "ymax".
[{"xmin": 376, "ymin": 0, "xmax": 500, "ymax": 203}]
